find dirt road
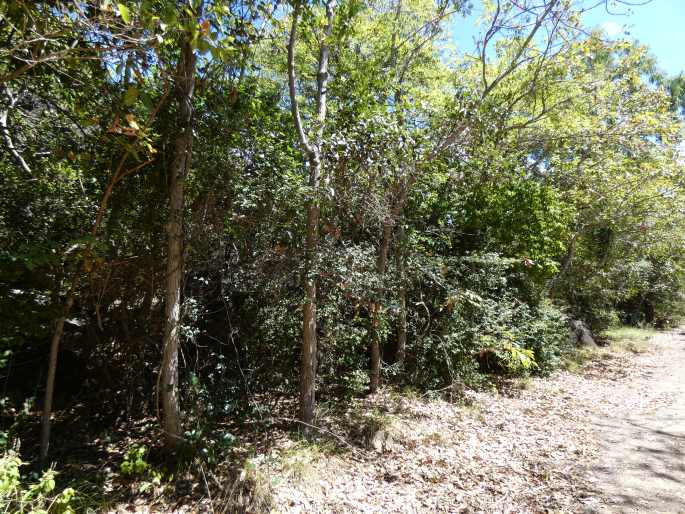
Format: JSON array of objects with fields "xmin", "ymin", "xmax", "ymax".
[
  {"xmin": 590, "ymin": 330, "xmax": 685, "ymax": 513},
  {"xmin": 262, "ymin": 329, "xmax": 685, "ymax": 513}
]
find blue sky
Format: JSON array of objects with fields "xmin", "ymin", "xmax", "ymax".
[
  {"xmin": 450, "ymin": 0, "xmax": 684, "ymax": 76},
  {"xmin": 583, "ymin": 0, "xmax": 685, "ymax": 76}
]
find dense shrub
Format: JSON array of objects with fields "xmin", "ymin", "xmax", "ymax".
[{"xmin": 404, "ymin": 254, "xmax": 570, "ymax": 389}]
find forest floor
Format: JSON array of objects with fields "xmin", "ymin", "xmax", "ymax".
[
  {"xmin": 97, "ymin": 327, "xmax": 685, "ymax": 513},
  {"xmin": 252, "ymin": 328, "xmax": 685, "ymax": 514}
]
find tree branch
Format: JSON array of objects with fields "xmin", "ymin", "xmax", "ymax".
[
  {"xmin": 0, "ymin": 85, "xmax": 32, "ymax": 176},
  {"xmin": 287, "ymin": 1, "xmax": 314, "ymax": 158}
]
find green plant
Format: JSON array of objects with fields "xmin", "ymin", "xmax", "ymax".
[
  {"xmin": 0, "ymin": 451, "xmax": 76, "ymax": 514},
  {"xmin": 341, "ymin": 369, "xmax": 369, "ymax": 397},
  {"xmin": 1, "ymin": 398, "xmax": 34, "ymax": 453},
  {"xmin": 603, "ymin": 326, "xmax": 658, "ymax": 353},
  {"xmin": 119, "ymin": 445, "xmax": 149, "ymax": 477},
  {"xmin": 118, "ymin": 445, "xmax": 172, "ymax": 494},
  {"xmin": 495, "ymin": 340, "xmax": 538, "ymax": 374}
]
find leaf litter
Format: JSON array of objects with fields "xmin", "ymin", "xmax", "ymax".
[{"xmin": 259, "ymin": 341, "xmax": 668, "ymax": 513}]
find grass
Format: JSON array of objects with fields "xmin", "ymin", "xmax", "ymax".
[
  {"xmin": 274, "ymin": 439, "xmax": 334, "ymax": 481},
  {"xmin": 219, "ymin": 458, "xmax": 274, "ymax": 514},
  {"xmin": 561, "ymin": 347, "xmax": 599, "ymax": 373},
  {"xmin": 602, "ymin": 326, "xmax": 658, "ymax": 354},
  {"xmin": 561, "ymin": 325, "xmax": 659, "ymax": 372}
]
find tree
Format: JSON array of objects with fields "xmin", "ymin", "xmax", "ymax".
[
  {"xmin": 159, "ymin": 10, "xmax": 199, "ymax": 449},
  {"xmin": 287, "ymin": 0, "xmax": 335, "ymax": 427}
]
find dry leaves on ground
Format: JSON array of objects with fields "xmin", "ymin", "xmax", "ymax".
[{"xmin": 261, "ymin": 343, "xmax": 665, "ymax": 514}]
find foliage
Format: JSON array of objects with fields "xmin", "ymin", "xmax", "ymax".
[
  {"xmin": 119, "ymin": 445, "xmax": 149, "ymax": 477},
  {"xmin": 0, "ymin": 452, "xmax": 75, "ymax": 514},
  {"xmin": 0, "ymin": 0, "xmax": 684, "ymax": 508},
  {"xmin": 603, "ymin": 326, "xmax": 659, "ymax": 354},
  {"xmin": 402, "ymin": 253, "xmax": 571, "ymax": 388}
]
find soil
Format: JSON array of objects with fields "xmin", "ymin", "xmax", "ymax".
[
  {"xmin": 589, "ymin": 330, "xmax": 685, "ymax": 514},
  {"xmin": 265, "ymin": 330, "xmax": 685, "ymax": 513}
]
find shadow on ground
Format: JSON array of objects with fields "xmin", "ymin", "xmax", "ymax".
[{"xmin": 587, "ymin": 331, "xmax": 685, "ymax": 513}]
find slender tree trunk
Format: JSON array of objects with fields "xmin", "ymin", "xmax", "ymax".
[
  {"xmin": 288, "ymin": 1, "xmax": 334, "ymax": 427},
  {"xmin": 39, "ymin": 160, "xmax": 133, "ymax": 464},
  {"xmin": 38, "ymin": 87, "xmax": 165, "ymax": 464},
  {"xmin": 39, "ymin": 285, "xmax": 76, "ymax": 464},
  {"xmin": 395, "ymin": 223, "xmax": 407, "ymax": 367},
  {"xmin": 369, "ymin": 301, "xmax": 380, "ymax": 393},
  {"xmin": 369, "ymin": 222, "xmax": 393, "ymax": 393},
  {"xmin": 368, "ymin": 2, "xmax": 411, "ymax": 387},
  {"xmin": 369, "ymin": 177, "xmax": 412, "ymax": 392},
  {"xmin": 301, "ymin": 158, "xmax": 321, "ymax": 424},
  {"xmin": 160, "ymin": 37, "xmax": 196, "ymax": 449},
  {"xmin": 39, "ymin": 160, "xmax": 133, "ymax": 465},
  {"xmin": 40, "ymin": 159, "xmax": 131, "ymax": 460}
]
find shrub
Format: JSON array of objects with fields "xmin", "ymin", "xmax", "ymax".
[
  {"xmin": 0, "ymin": 451, "xmax": 76, "ymax": 514},
  {"xmin": 405, "ymin": 254, "xmax": 570, "ymax": 386},
  {"xmin": 516, "ymin": 301, "xmax": 570, "ymax": 374}
]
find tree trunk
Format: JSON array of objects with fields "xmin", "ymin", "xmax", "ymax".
[
  {"xmin": 395, "ymin": 223, "xmax": 407, "ymax": 367},
  {"xmin": 301, "ymin": 169, "xmax": 320, "ymax": 424},
  {"xmin": 40, "ymin": 286, "xmax": 76, "ymax": 465},
  {"xmin": 39, "ymin": 156, "xmax": 129, "ymax": 465},
  {"xmin": 369, "ymin": 301, "xmax": 381, "ymax": 393},
  {"xmin": 38, "ymin": 85, "xmax": 165, "ymax": 464},
  {"xmin": 288, "ymin": 1, "xmax": 333, "ymax": 428},
  {"xmin": 160, "ymin": 37, "xmax": 196, "ymax": 449},
  {"xmin": 369, "ymin": 175, "xmax": 412, "ymax": 391}
]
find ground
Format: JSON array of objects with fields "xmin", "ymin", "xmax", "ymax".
[
  {"xmin": 589, "ymin": 329, "xmax": 685, "ymax": 513},
  {"xmin": 91, "ymin": 327, "xmax": 685, "ymax": 513},
  {"xmin": 254, "ymin": 328, "xmax": 685, "ymax": 514}
]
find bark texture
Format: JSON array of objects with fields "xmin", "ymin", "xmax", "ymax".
[
  {"xmin": 160, "ymin": 37, "xmax": 197, "ymax": 448},
  {"xmin": 287, "ymin": 0, "xmax": 334, "ymax": 426}
]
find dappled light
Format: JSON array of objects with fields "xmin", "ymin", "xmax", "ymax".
[{"xmin": 2, "ymin": 0, "xmax": 685, "ymax": 512}]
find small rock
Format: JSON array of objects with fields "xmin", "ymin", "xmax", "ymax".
[{"xmin": 570, "ymin": 320, "xmax": 598, "ymax": 348}]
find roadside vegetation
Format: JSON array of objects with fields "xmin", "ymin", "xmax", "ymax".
[{"xmin": 1, "ymin": 0, "xmax": 684, "ymax": 512}]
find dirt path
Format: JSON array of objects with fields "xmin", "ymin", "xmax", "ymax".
[
  {"xmin": 590, "ymin": 330, "xmax": 685, "ymax": 513},
  {"xmin": 263, "ymin": 330, "xmax": 685, "ymax": 513}
]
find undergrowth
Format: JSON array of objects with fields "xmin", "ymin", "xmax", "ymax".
[{"xmin": 603, "ymin": 326, "xmax": 658, "ymax": 353}]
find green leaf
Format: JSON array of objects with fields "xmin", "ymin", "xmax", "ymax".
[
  {"xmin": 197, "ymin": 38, "xmax": 211, "ymax": 55},
  {"xmin": 123, "ymin": 85, "xmax": 139, "ymax": 106},
  {"xmin": 210, "ymin": 46, "xmax": 222, "ymax": 61},
  {"xmin": 117, "ymin": 3, "xmax": 131, "ymax": 24}
]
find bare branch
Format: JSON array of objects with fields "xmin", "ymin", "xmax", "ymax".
[
  {"xmin": 314, "ymin": 1, "xmax": 334, "ymax": 146},
  {"xmin": 287, "ymin": 1, "xmax": 314, "ymax": 158},
  {"xmin": 482, "ymin": 0, "xmax": 560, "ymax": 99},
  {"xmin": 0, "ymin": 85, "xmax": 32, "ymax": 176}
]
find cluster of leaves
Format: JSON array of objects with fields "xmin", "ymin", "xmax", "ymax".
[
  {"xmin": 0, "ymin": 452, "xmax": 75, "ymax": 513},
  {"xmin": 0, "ymin": 2, "xmax": 684, "ymax": 505}
]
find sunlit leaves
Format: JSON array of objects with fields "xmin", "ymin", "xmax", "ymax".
[
  {"xmin": 123, "ymin": 85, "xmax": 139, "ymax": 106},
  {"xmin": 117, "ymin": 2, "xmax": 131, "ymax": 23}
]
